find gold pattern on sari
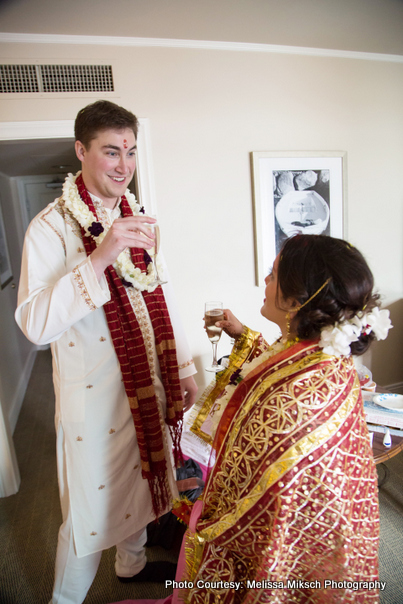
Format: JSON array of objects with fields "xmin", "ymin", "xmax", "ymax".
[
  {"xmin": 182, "ymin": 335, "xmax": 379, "ymax": 604},
  {"xmin": 200, "ymin": 376, "xmax": 360, "ymax": 542}
]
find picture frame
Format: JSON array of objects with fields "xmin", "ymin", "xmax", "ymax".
[
  {"xmin": 0, "ymin": 197, "xmax": 13, "ymax": 289},
  {"xmin": 251, "ymin": 151, "xmax": 347, "ymax": 286}
]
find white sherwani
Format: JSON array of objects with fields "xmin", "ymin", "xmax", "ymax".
[{"xmin": 15, "ymin": 193, "xmax": 196, "ymax": 558}]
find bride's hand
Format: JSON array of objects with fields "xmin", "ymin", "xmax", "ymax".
[{"xmin": 216, "ymin": 309, "xmax": 244, "ymax": 339}]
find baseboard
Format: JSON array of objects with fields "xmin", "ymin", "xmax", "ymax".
[
  {"xmin": 384, "ymin": 382, "xmax": 403, "ymax": 395},
  {"xmin": 9, "ymin": 347, "xmax": 38, "ymax": 434}
]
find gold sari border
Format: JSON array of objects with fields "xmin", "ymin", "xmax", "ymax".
[{"xmin": 190, "ymin": 326, "xmax": 262, "ymax": 444}]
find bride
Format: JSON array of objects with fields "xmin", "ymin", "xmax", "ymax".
[{"xmin": 114, "ymin": 234, "xmax": 391, "ymax": 604}]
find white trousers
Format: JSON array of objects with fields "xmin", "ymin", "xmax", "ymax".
[{"xmin": 50, "ymin": 424, "xmax": 147, "ymax": 604}]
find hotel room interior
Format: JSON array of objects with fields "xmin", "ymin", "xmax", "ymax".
[{"xmin": 0, "ymin": 1, "xmax": 402, "ymax": 602}]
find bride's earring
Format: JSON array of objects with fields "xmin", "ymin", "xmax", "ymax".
[{"xmin": 285, "ymin": 311, "xmax": 291, "ymax": 341}]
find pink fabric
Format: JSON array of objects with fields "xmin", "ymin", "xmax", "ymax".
[{"xmin": 189, "ymin": 499, "xmax": 203, "ymax": 533}]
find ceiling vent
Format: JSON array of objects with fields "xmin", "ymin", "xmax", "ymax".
[{"xmin": 0, "ymin": 64, "xmax": 114, "ymax": 93}]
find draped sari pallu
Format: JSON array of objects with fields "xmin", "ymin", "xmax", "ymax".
[{"xmin": 181, "ymin": 333, "xmax": 380, "ymax": 604}]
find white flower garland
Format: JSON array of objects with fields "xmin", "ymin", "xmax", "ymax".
[
  {"xmin": 63, "ymin": 171, "xmax": 161, "ymax": 292},
  {"xmin": 318, "ymin": 307, "xmax": 392, "ymax": 357}
]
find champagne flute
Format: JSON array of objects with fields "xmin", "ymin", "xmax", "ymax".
[
  {"xmin": 148, "ymin": 215, "xmax": 167, "ymax": 286},
  {"xmin": 205, "ymin": 301, "xmax": 224, "ymax": 372}
]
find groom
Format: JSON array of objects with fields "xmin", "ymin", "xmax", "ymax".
[{"xmin": 15, "ymin": 100, "xmax": 197, "ymax": 603}]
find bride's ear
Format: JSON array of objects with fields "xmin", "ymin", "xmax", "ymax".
[{"xmin": 285, "ymin": 297, "xmax": 300, "ymax": 315}]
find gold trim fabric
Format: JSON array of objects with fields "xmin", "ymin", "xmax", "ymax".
[
  {"xmin": 72, "ymin": 266, "xmax": 97, "ymax": 311},
  {"xmin": 179, "ymin": 358, "xmax": 195, "ymax": 370},
  {"xmin": 180, "ymin": 335, "xmax": 380, "ymax": 604},
  {"xmin": 190, "ymin": 327, "xmax": 268, "ymax": 445},
  {"xmin": 41, "ymin": 204, "xmax": 67, "ymax": 254}
]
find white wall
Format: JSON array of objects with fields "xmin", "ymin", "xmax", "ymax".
[{"xmin": 0, "ymin": 1, "xmax": 402, "ymax": 393}]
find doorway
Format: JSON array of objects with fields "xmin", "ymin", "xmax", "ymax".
[{"xmin": 0, "ymin": 118, "xmax": 155, "ymax": 497}]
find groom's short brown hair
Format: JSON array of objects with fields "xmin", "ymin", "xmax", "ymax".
[{"xmin": 74, "ymin": 100, "xmax": 139, "ymax": 148}]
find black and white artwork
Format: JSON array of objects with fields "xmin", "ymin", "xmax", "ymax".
[{"xmin": 251, "ymin": 152, "xmax": 346, "ymax": 286}]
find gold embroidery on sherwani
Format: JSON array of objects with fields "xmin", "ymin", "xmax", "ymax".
[
  {"xmin": 41, "ymin": 201, "xmax": 67, "ymax": 254},
  {"xmin": 179, "ymin": 358, "xmax": 195, "ymax": 370},
  {"xmin": 72, "ymin": 266, "xmax": 97, "ymax": 311},
  {"xmin": 54, "ymin": 198, "xmax": 83, "ymax": 239}
]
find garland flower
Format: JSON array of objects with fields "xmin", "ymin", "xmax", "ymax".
[
  {"xmin": 318, "ymin": 308, "xmax": 392, "ymax": 357},
  {"xmin": 63, "ymin": 171, "xmax": 162, "ymax": 292}
]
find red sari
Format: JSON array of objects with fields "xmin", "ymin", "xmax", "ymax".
[
  {"xmin": 179, "ymin": 329, "xmax": 380, "ymax": 603},
  {"xmin": 112, "ymin": 329, "xmax": 381, "ymax": 604}
]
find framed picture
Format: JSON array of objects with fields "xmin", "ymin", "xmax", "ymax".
[
  {"xmin": 0, "ymin": 198, "xmax": 13, "ymax": 289},
  {"xmin": 251, "ymin": 151, "xmax": 347, "ymax": 286}
]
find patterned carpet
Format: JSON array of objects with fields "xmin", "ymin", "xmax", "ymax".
[{"xmin": 0, "ymin": 350, "xmax": 402, "ymax": 603}]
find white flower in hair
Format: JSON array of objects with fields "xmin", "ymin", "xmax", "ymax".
[
  {"xmin": 362, "ymin": 307, "xmax": 392, "ymax": 340},
  {"xmin": 319, "ymin": 307, "xmax": 392, "ymax": 357},
  {"xmin": 350, "ymin": 314, "xmax": 364, "ymax": 332},
  {"xmin": 319, "ymin": 323, "xmax": 360, "ymax": 357}
]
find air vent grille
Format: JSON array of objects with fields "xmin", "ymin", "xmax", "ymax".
[
  {"xmin": 1, "ymin": 64, "xmax": 39, "ymax": 93},
  {"xmin": 0, "ymin": 64, "xmax": 114, "ymax": 93}
]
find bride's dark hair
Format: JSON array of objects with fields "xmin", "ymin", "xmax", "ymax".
[{"xmin": 277, "ymin": 235, "xmax": 380, "ymax": 355}]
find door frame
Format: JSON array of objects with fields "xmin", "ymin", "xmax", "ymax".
[
  {"xmin": 0, "ymin": 117, "xmax": 157, "ymax": 213},
  {"xmin": 0, "ymin": 117, "xmax": 157, "ymax": 496}
]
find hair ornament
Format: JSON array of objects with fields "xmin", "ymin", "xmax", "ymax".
[
  {"xmin": 294, "ymin": 278, "xmax": 331, "ymax": 314},
  {"xmin": 284, "ymin": 277, "xmax": 331, "ymax": 341},
  {"xmin": 318, "ymin": 307, "xmax": 392, "ymax": 357}
]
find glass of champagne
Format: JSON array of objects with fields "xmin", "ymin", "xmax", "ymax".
[
  {"xmin": 205, "ymin": 301, "xmax": 224, "ymax": 372},
  {"xmin": 149, "ymin": 215, "xmax": 167, "ymax": 286}
]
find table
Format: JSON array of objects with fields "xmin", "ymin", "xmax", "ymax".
[
  {"xmin": 372, "ymin": 429, "xmax": 403, "ymax": 465},
  {"xmin": 369, "ymin": 428, "xmax": 403, "ymax": 486}
]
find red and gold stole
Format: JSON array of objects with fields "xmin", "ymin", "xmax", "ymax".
[{"xmin": 75, "ymin": 173, "xmax": 183, "ymax": 519}]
